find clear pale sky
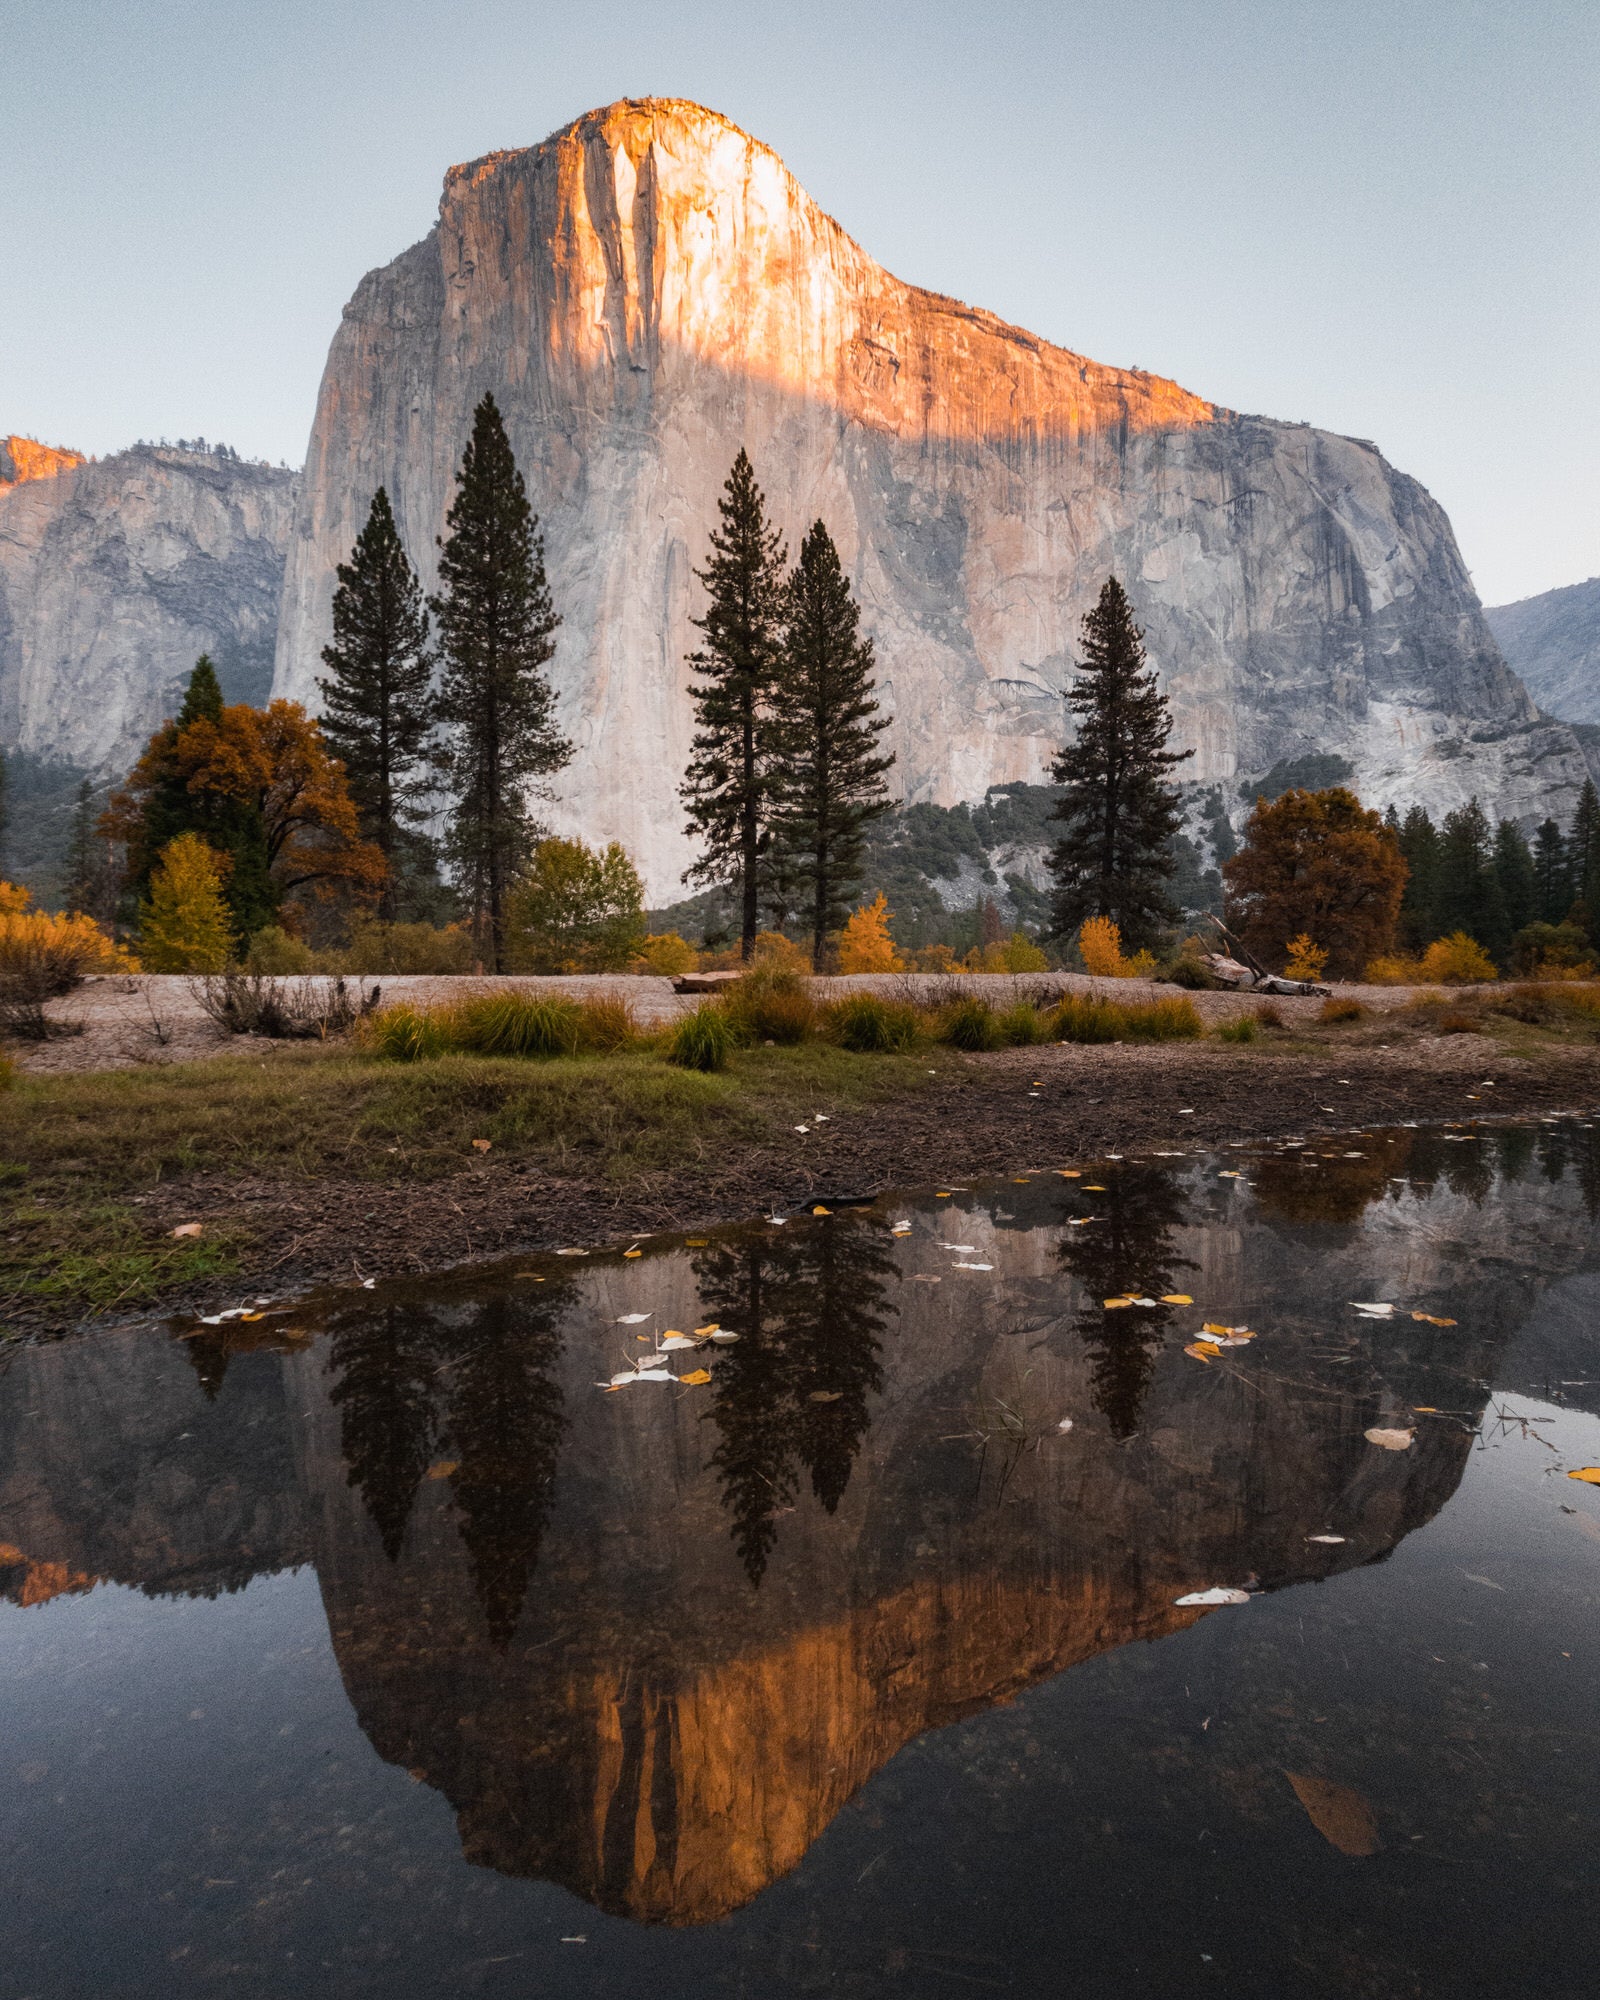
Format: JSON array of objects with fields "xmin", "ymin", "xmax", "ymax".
[{"xmin": 4, "ymin": 0, "xmax": 1595, "ymax": 606}]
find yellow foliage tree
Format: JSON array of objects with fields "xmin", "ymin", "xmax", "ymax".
[
  {"xmin": 1419, "ymin": 931, "xmax": 1497, "ymax": 984},
  {"xmin": 139, "ymin": 835, "xmax": 235, "ymax": 972},
  {"xmin": 836, "ymin": 893, "xmax": 903, "ymax": 972},
  {"xmin": 1284, "ymin": 934, "xmax": 1330, "ymax": 981},
  {"xmin": 1079, "ymin": 915, "xmax": 1132, "ymax": 977},
  {"xmin": 0, "ymin": 882, "xmax": 138, "ymax": 990},
  {"xmin": 633, "ymin": 931, "xmax": 697, "ymax": 976}
]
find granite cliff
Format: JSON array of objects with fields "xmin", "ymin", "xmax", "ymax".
[
  {"xmin": 1486, "ymin": 576, "xmax": 1600, "ymax": 725},
  {"xmin": 0, "ymin": 441, "xmax": 297, "ymax": 773},
  {"xmin": 274, "ymin": 98, "xmax": 1585, "ymax": 897}
]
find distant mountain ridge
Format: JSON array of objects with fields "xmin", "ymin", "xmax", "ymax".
[{"xmin": 1486, "ymin": 577, "xmax": 1600, "ymax": 724}]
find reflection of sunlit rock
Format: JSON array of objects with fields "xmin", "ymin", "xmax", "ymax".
[{"xmin": 273, "ymin": 98, "xmax": 1583, "ymax": 895}]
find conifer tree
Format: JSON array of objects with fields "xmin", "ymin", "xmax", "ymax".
[
  {"xmin": 767, "ymin": 520, "xmax": 895, "ymax": 968},
  {"xmin": 680, "ymin": 450, "xmax": 788, "ymax": 959},
  {"xmin": 1433, "ymin": 798, "xmax": 1510, "ymax": 961},
  {"xmin": 63, "ymin": 779, "xmax": 97, "ymax": 916},
  {"xmin": 1047, "ymin": 577, "xmax": 1191, "ymax": 950},
  {"xmin": 1570, "ymin": 779, "xmax": 1600, "ymax": 940},
  {"xmin": 1533, "ymin": 817, "xmax": 1573, "ymax": 924},
  {"xmin": 1395, "ymin": 805, "xmax": 1440, "ymax": 951},
  {"xmin": 318, "ymin": 487, "xmax": 435, "ymax": 919},
  {"xmin": 1492, "ymin": 819, "xmax": 1537, "ymax": 938},
  {"xmin": 431, "ymin": 395, "xmax": 570, "ymax": 970}
]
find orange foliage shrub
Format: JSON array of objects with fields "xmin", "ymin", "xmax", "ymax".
[{"xmin": 1224, "ymin": 787, "xmax": 1405, "ymax": 979}]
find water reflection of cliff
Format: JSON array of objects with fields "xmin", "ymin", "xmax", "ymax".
[{"xmin": 5, "ymin": 1125, "xmax": 1600, "ymax": 1927}]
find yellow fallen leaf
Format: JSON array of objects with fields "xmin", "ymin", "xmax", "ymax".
[
  {"xmin": 1057, "ymin": 1170, "xmax": 1082, "ymax": 1178},
  {"xmin": 513, "ymin": 1272, "xmax": 545, "ymax": 1282},
  {"xmin": 1083, "ymin": 1184, "xmax": 1108, "ymax": 1191},
  {"xmin": 685, "ymin": 1238, "xmax": 708, "ymax": 1246},
  {"xmin": 1160, "ymin": 1294, "xmax": 1193, "ymax": 1306},
  {"xmin": 693, "ymin": 1323, "xmax": 720, "ymax": 1336},
  {"xmin": 1568, "ymin": 1467, "xmax": 1600, "ymax": 1485},
  {"xmin": 237, "ymin": 1311, "xmax": 265, "ymax": 1323},
  {"xmin": 1103, "ymin": 1296, "xmax": 1136, "ymax": 1309},
  {"xmin": 1285, "ymin": 1771, "xmax": 1380, "ymax": 1856},
  {"xmin": 678, "ymin": 1369, "xmax": 711, "ymax": 1386},
  {"xmin": 1183, "ymin": 1343, "xmax": 1218, "ymax": 1364},
  {"xmin": 813, "ymin": 1204, "xmax": 832, "ymax": 1215},
  {"xmin": 624, "ymin": 1249, "xmax": 642, "ymax": 1259},
  {"xmin": 1012, "ymin": 1177, "xmax": 1030, "ymax": 1184},
  {"xmin": 425, "ymin": 1461, "xmax": 459, "ymax": 1480},
  {"xmin": 471, "ymin": 1138, "xmax": 491, "ymax": 1153},
  {"xmin": 1411, "ymin": 1311, "xmax": 1457, "ymax": 1326},
  {"xmin": 660, "ymin": 1329, "xmax": 683, "ymax": 1340},
  {"xmin": 935, "ymin": 1191, "xmax": 953, "ymax": 1198},
  {"xmin": 170, "ymin": 1222, "xmax": 203, "ymax": 1239},
  {"xmin": 808, "ymin": 1389, "xmax": 843, "ymax": 1403}
]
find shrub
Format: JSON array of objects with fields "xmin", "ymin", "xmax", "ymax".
[
  {"xmin": 749, "ymin": 930, "xmax": 811, "ymax": 971},
  {"xmin": 452, "ymin": 992, "xmax": 583, "ymax": 1058},
  {"xmin": 0, "ymin": 883, "xmax": 138, "ymax": 1038},
  {"xmin": 998, "ymin": 933, "xmax": 1049, "ymax": 973},
  {"xmin": 1510, "ymin": 921, "xmax": 1593, "ymax": 979},
  {"xmin": 908, "ymin": 943, "xmax": 959, "ymax": 973},
  {"xmin": 1419, "ymin": 932, "xmax": 1498, "ymax": 984},
  {"xmin": 1165, "ymin": 954, "xmax": 1221, "ymax": 990},
  {"xmin": 938, "ymin": 995, "xmax": 1003, "ymax": 1050},
  {"xmin": 192, "ymin": 971, "xmax": 379, "ymax": 1039},
  {"xmin": 633, "ymin": 931, "xmax": 698, "ymax": 976},
  {"xmin": 1216, "ymin": 1014, "xmax": 1257, "ymax": 1043},
  {"xmin": 1126, "ymin": 996, "xmax": 1202, "ymax": 1041},
  {"xmin": 1047, "ymin": 993, "xmax": 1202, "ymax": 1044},
  {"xmin": 997, "ymin": 1000, "xmax": 1051, "ymax": 1046},
  {"xmin": 1321, "ymin": 996, "xmax": 1366, "ymax": 1023},
  {"xmin": 827, "ymin": 993, "xmax": 921, "ymax": 1052},
  {"xmin": 1284, "ymin": 933, "xmax": 1329, "ymax": 981},
  {"xmin": 1437, "ymin": 1009, "xmax": 1481, "ymax": 1035},
  {"xmin": 723, "ymin": 967, "xmax": 817, "ymax": 1045},
  {"xmin": 1079, "ymin": 916, "xmax": 1134, "ymax": 978},
  {"xmin": 367, "ymin": 1002, "xmax": 451, "ymax": 1061},
  {"xmin": 244, "ymin": 924, "xmax": 314, "ymax": 973},
  {"xmin": 343, "ymin": 917, "xmax": 475, "ymax": 975},
  {"xmin": 668, "ymin": 1003, "xmax": 733, "ymax": 1071},
  {"xmin": 505, "ymin": 837, "xmax": 646, "ymax": 972},
  {"xmin": 1364, "ymin": 954, "xmax": 1424, "ymax": 985},
  {"xmin": 1254, "ymin": 1001, "xmax": 1286, "ymax": 1029},
  {"xmin": 1493, "ymin": 982, "xmax": 1600, "ymax": 1027},
  {"xmin": 1048, "ymin": 993, "xmax": 1122, "ymax": 1043}
]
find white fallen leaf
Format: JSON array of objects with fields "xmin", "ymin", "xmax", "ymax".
[
  {"xmin": 942, "ymin": 1244, "xmax": 978, "ymax": 1253},
  {"xmin": 616, "ymin": 1312, "xmax": 653, "ymax": 1324},
  {"xmin": 708, "ymin": 1329, "xmax": 740, "ymax": 1343},
  {"xmin": 1364, "ymin": 1427, "xmax": 1415, "ymax": 1451},
  {"xmin": 197, "ymin": 1314, "xmax": 225, "ymax": 1326},
  {"xmin": 170, "ymin": 1221, "xmax": 203, "ymax": 1239},
  {"xmin": 794, "ymin": 1125, "xmax": 810, "ymax": 1134},
  {"xmin": 1056, "ymin": 1417, "xmax": 1074, "ymax": 1433},
  {"xmin": 607, "ymin": 1371, "xmax": 640, "ymax": 1387},
  {"xmin": 813, "ymin": 1114, "xmax": 829, "ymax": 1123},
  {"xmin": 658, "ymin": 1334, "xmax": 698, "ymax": 1351},
  {"xmin": 556, "ymin": 1248, "xmax": 588, "ymax": 1257},
  {"xmin": 768, "ymin": 1215, "xmax": 787, "ymax": 1225},
  {"xmin": 1350, "ymin": 1302, "xmax": 1395, "ymax": 1316},
  {"xmin": 1175, "ymin": 1587, "xmax": 1251, "ymax": 1607},
  {"xmin": 954, "ymin": 1261, "xmax": 994, "ymax": 1271},
  {"xmin": 633, "ymin": 1368, "xmax": 674, "ymax": 1383},
  {"xmin": 1306, "ymin": 1534, "xmax": 1346, "ymax": 1544},
  {"xmin": 361, "ymin": 1278, "xmax": 376, "ymax": 1290}
]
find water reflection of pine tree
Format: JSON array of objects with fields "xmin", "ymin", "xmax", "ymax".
[
  {"xmin": 697, "ymin": 1218, "xmax": 897, "ymax": 1584},
  {"xmin": 327, "ymin": 1303, "xmax": 441, "ymax": 1561},
  {"xmin": 437, "ymin": 1293, "xmax": 568, "ymax": 1648},
  {"xmin": 1057, "ymin": 1164, "xmax": 1192, "ymax": 1439}
]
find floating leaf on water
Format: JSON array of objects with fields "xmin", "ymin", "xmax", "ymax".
[
  {"xmin": 633, "ymin": 1369, "xmax": 674, "ymax": 1383},
  {"xmin": 1056, "ymin": 1417, "xmax": 1074, "ymax": 1433},
  {"xmin": 935, "ymin": 1191, "xmax": 953, "ymax": 1198},
  {"xmin": 1568, "ymin": 1468, "xmax": 1600, "ymax": 1485},
  {"xmin": 694, "ymin": 1323, "xmax": 721, "ymax": 1337},
  {"xmin": 808, "ymin": 1389, "xmax": 843, "ymax": 1402},
  {"xmin": 361, "ymin": 1278, "xmax": 376, "ymax": 1290},
  {"xmin": 955, "ymin": 1262, "xmax": 994, "ymax": 1271},
  {"xmin": 812, "ymin": 1205, "xmax": 832, "ymax": 1216},
  {"xmin": 514, "ymin": 1273, "xmax": 546, "ymax": 1282},
  {"xmin": 1306, "ymin": 1534, "xmax": 1346, "ymax": 1544},
  {"xmin": 1284, "ymin": 1771, "xmax": 1380, "ymax": 1856},
  {"xmin": 1183, "ymin": 1343, "xmax": 1218, "ymax": 1363},
  {"xmin": 794, "ymin": 1126, "xmax": 810, "ymax": 1134},
  {"xmin": 1104, "ymin": 1296, "xmax": 1136, "ymax": 1309},
  {"xmin": 171, "ymin": 1222, "xmax": 203, "ymax": 1239},
  {"xmin": 685, "ymin": 1239, "xmax": 708, "ymax": 1247},
  {"xmin": 708, "ymin": 1329, "xmax": 740, "ymax": 1343},
  {"xmin": 425, "ymin": 1461, "xmax": 459, "ymax": 1480},
  {"xmin": 237, "ymin": 1311, "xmax": 265, "ymax": 1323},
  {"xmin": 616, "ymin": 1313, "xmax": 652, "ymax": 1324},
  {"xmin": 892, "ymin": 1222, "xmax": 912, "ymax": 1235},
  {"xmin": 1130, "ymin": 1297, "xmax": 1159, "ymax": 1308},
  {"xmin": 471, "ymin": 1139, "xmax": 492, "ymax": 1153},
  {"xmin": 1160, "ymin": 1294, "xmax": 1194, "ymax": 1306},
  {"xmin": 1411, "ymin": 1311, "xmax": 1457, "ymax": 1326},
  {"xmin": 1175, "ymin": 1587, "xmax": 1250, "ymax": 1606},
  {"xmin": 942, "ymin": 1244, "xmax": 978, "ymax": 1253},
  {"xmin": 556, "ymin": 1248, "xmax": 588, "ymax": 1257},
  {"xmin": 624, "ymin": 1249, "xmax": 643, "ymax": 1260},
  {"xmin": 1057, "ymin": 1170, "xmax": 1082, "ymax": 1178},
  {"xmin": 658, "ymin": 1334, "xmax": 698, "ymax": 1351},
  {"xmin": 1364, "ymin": 1427, "xmax": 1415, "ymax": 1450},
  {"xmin": 679, "ymin": 1368, "xmax": 712, "ymax": 1386},
  {"xmin": 1083, "ymin": 1184, "xmax": 1108, "ymax": 1192}
]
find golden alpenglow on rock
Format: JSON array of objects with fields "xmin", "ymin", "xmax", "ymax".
[{"xmin": 273, "ymin": 99, "xmax": 1586, "ymax": 899}]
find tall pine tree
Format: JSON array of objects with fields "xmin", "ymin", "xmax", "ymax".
[
  {"xmin": 1434, "ymin": 798, "xmax": 1510, "ymax": 961},
  {"xmin": 1492, "ymin": 818, "xmax": 1537, "ymax": 939},
  {"xmin": 318, "ymin": 487, "xmax": 435, "ymax": 919},
  {"xmin": 1569, "ymin": 779, "xmax": 1600, "ymax": 942},
  {"xmin": 768, "ymin": 520, "xmax": 895, "ymax": 968},
  {"xmin": 431, "ymin": 395, "xmax": 570, "ymax": 970},
  {"xmin": 1396, "ymin": 805, "xmax": 1440, "ymax": 951},
  {"xmin": 680, "ymin": 450, "xmax": 787, "ymax": 959},
  {"xmin": 1533, "ymin": 816, "xmax": 1573, "ymax": 924},
  {"xmin": 63, "ymin": 779, "xmax": 97, "ymax": 915},
  {"xmin": 1047, "ymin": 577, "xmax": 1191, "ymax": 950}
]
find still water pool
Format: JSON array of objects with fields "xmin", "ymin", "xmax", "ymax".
[{"xmin": 3, "ymin": 1118, "xmax": 1599, "ymax": 1997}]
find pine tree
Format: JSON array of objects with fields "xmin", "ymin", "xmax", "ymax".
[
  {"xmin": 1396, "ymin": 805, "xmax": 1440, "ymax": 950},
  {"xmin": 63, "ymin": 779, "xmax": 97, "ymax": 915},
  {"xmin": 1434, "ymin": 799, "xmax": 1510, "ymax": 961},
  {"xmin": 1047, "ymin": 577, "xmax": 1191, "ymax": 950},
  {"xmin": 0, "ymin": 749, "xmax": 9, "ymax": 871},
  {"xmin": 431, "ymin": 394, "xmax": 570, "ymax": 971},
  {"xmin": 1570, "ymin": 779, "xmax": 1600, "ymax": 941},
  {"xmin": 680, "ymin": 450, "xmax": 788, "ymax": 959},
  {"xmin": 138, "ymin": 832, "xmax": 235, "ymax": 971},
  {"xmin": 1533, "ymin": 817, "xmax": 1573, "ymax": 923},
  {"xmin": 318, "ymin": 487, "xmax": 435, "ymax": 919},
  {"xmin": 1492, "ymin": 819, "xmax": 1537, "ymax": 939},
  {"xmin": 767, "ymin": 520, "xmax": 895, "ymax": 968}
]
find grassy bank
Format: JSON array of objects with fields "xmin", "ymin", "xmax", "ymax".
[{"xmin": 0, "ymin": 1041, "xmax": 934, "ymax": 1325}]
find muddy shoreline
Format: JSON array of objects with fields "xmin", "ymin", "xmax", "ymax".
[{"xmin": 130, "ymin": 1037, "xmax": 1600, "ymax": 1324}]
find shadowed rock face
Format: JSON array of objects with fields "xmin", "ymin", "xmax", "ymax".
[
  {"xmin": 0, "ymin": 445, "xmax": 297, "ymax": 771},
  {"xmin": 274, "ymin": 98, "xmax": 1584, "ymax": 895},
  {"xmin": 1486, "ymin": 576, "xmax": 1600, "ymax": 727},
  {"xmin": 4, "ymin": 1129, "xmax": 1596, "ymax": 1928}
]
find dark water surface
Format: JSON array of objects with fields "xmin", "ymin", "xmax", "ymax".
[{"xmin": 4, "ymin": 1118, "xmax": 1600, "ymax": 1997}]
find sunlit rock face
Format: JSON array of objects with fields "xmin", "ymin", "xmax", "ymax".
[
  {"xmin": 274, "ymin": 98, "xmax": 1583, "ymax": 896},
  {"xmin": 0, "ymin": 445, "xmax": 297, "ymax": 771},
  {"xmin": 0, "ymin": 436, "xmax": 85, "ymax": 492}
]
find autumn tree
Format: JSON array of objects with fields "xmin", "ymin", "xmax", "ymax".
[
  {"xmin": 431, "ymin": 394, "xmax": 570, "ymax": 971},
  {"xmin": 138, "ymin": 832, "xmax": 234, "ymax": 971},
  {"xmin": 1223, "ymin": 786, "xmax": 1405, "ymax": 978},
  {"xmin": 836, "ymin": 892, "xmax": 902, "ymax": 972},
  {"xmin": 1048, "ymin": 577, "xmax": 1191, "ymax": 950},
  {"xmin": 504, "ymin": 836, "xmax": 645, "ymax": 972},
  {"xmin": 104, "ymin": 694, "xmax": 385, "ymax": 934},
  {"xmin": 318, "ymin": 486, "xmax": 436, "ymax": 918},
  {"xmin": 680, "ymin": 450, "xmax": 788, "ymax": 960},
  {"xmin": 767, "ymin": 520, "xmax": 895, "ymax": 969}
]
